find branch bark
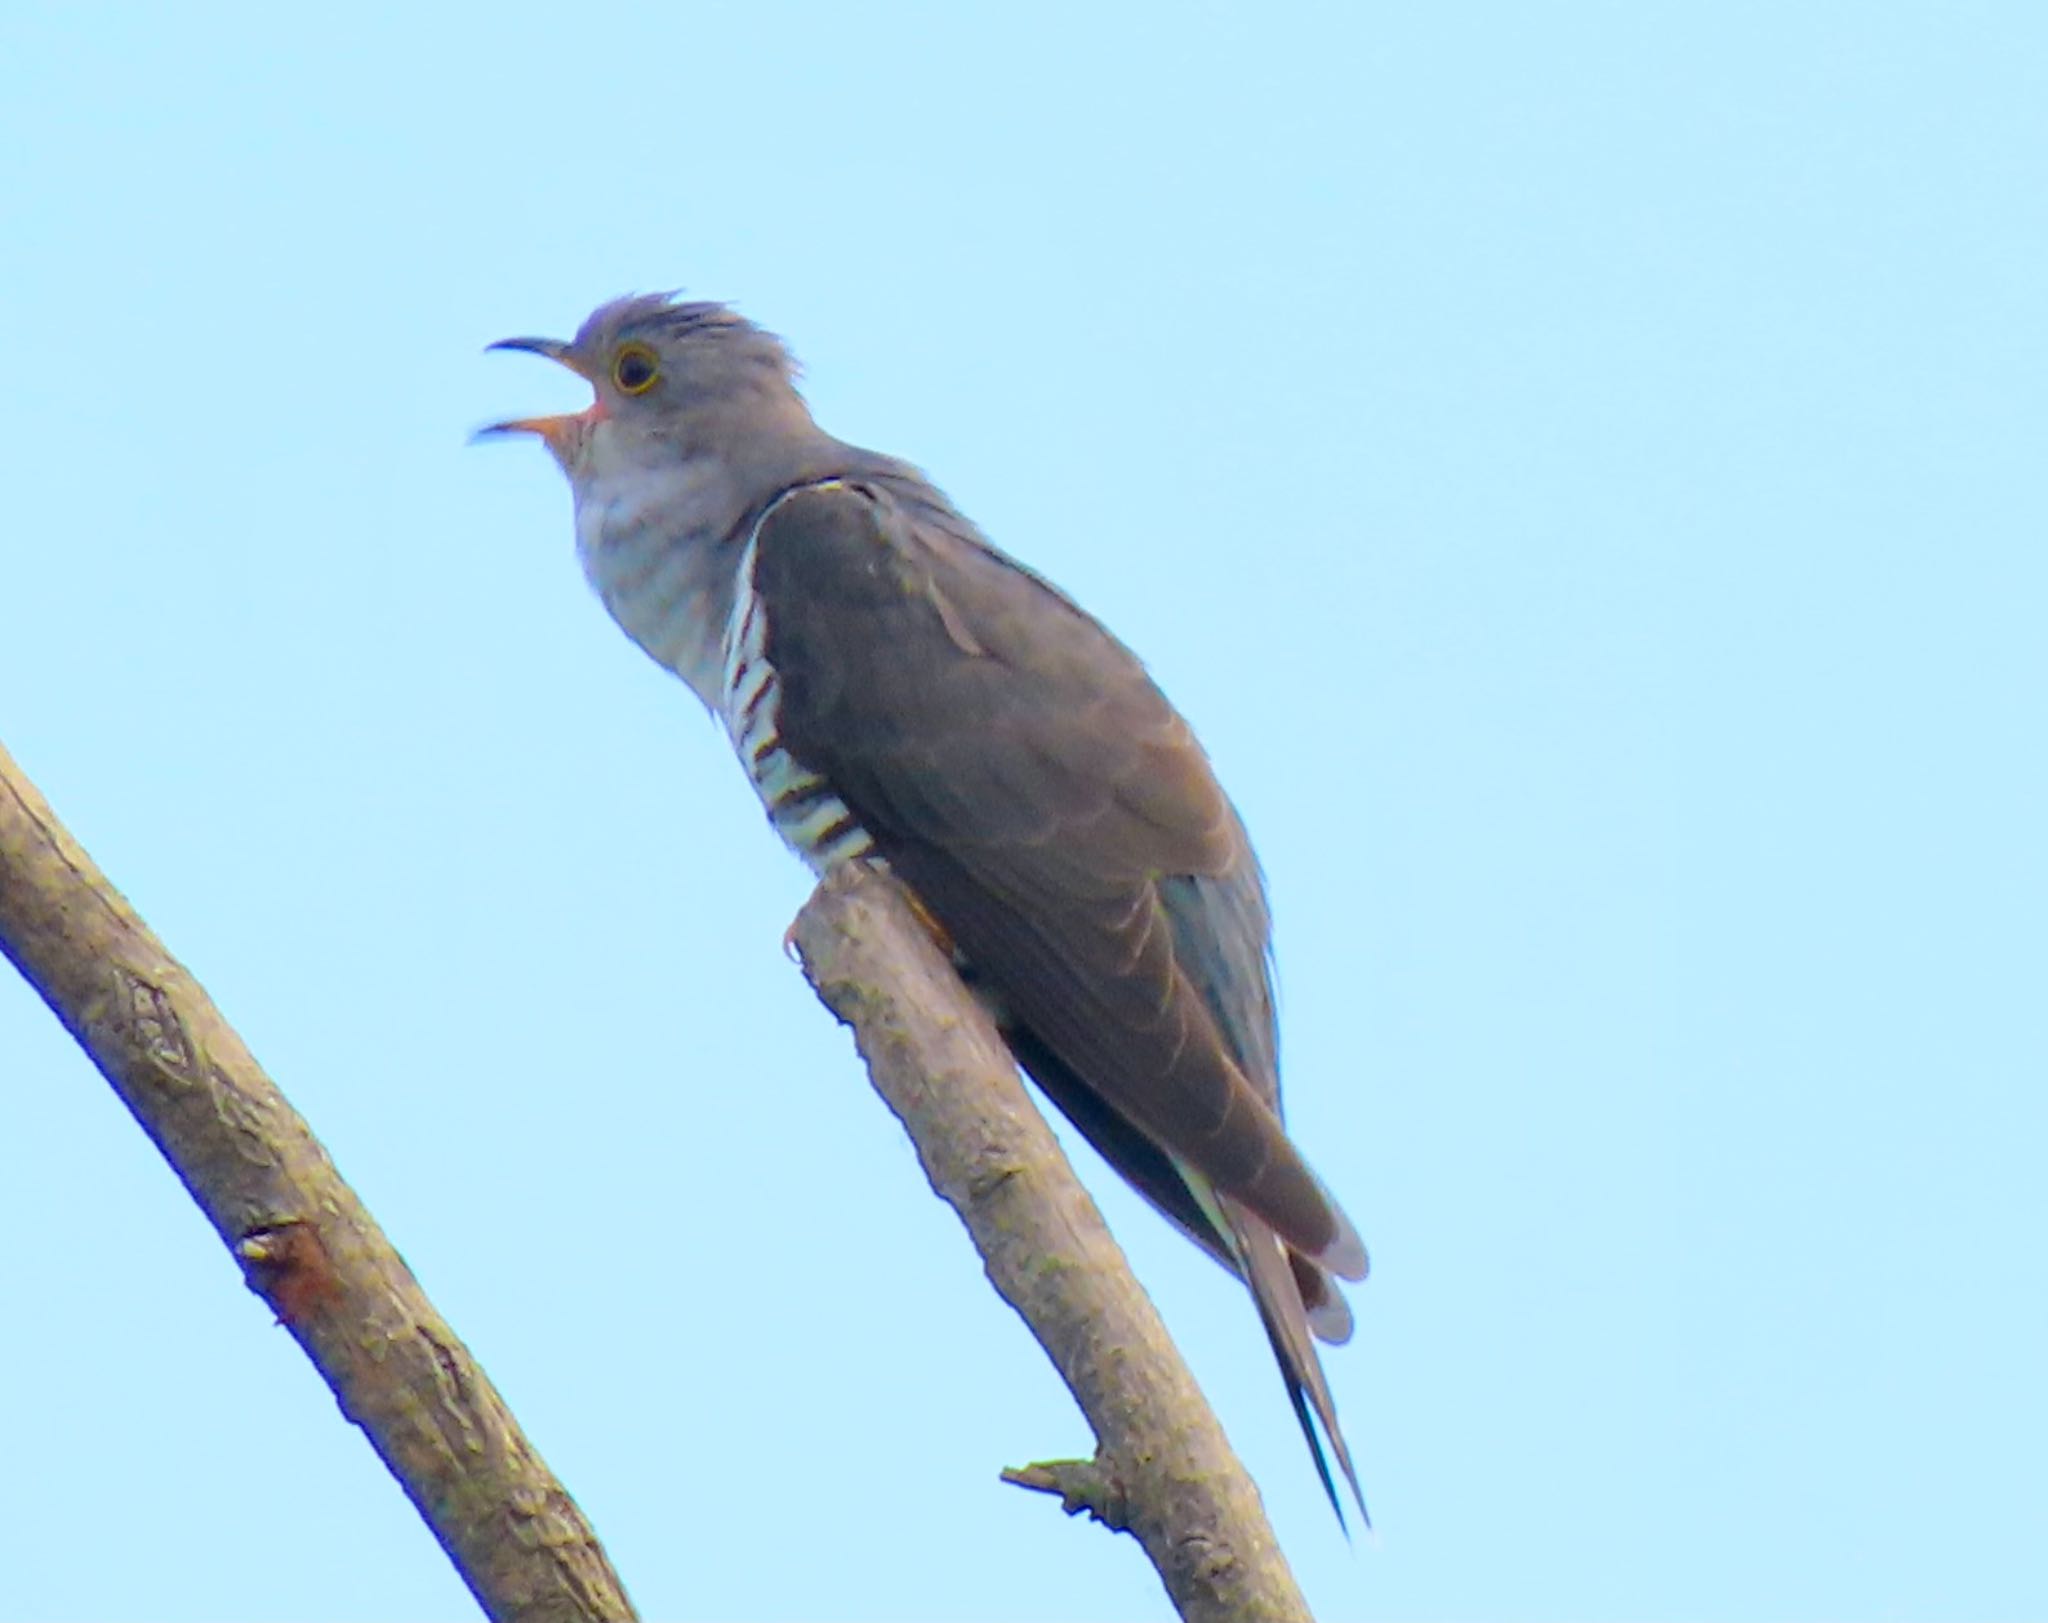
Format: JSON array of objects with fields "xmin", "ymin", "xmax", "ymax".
[
  {"xmin": 0, "ymin": 739, "xmax": 635, "ymax": 1623},
  {"xmin": 791, "ymin": 863, "xmax": 1313, "ymax": 1623}
]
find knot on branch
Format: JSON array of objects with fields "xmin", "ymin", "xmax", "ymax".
[
  {"xmin": 1001, "ymin": 1457, "xmax": 1133, "ymax": 1530},
  {"xmin": 236, "ymin": 1219, "xmax": 343, "ymax": 1328}
]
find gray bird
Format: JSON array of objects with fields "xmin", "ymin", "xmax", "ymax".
[{"xmin": 484, "ymin": 295, "xmax": 1369, "ymax": 1519}]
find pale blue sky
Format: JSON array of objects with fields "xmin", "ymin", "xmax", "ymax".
[{"xmin": 2, "ymin": 3, "xmax": 2042, "ymax": 1619}]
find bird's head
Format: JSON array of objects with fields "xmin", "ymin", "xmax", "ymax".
[{"xmin": 480, "ymin": 294, "xmax": 810, "ymax": 484}]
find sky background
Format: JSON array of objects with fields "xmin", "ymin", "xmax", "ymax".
[{"xmin": 1, "ymin": 3, "xmax": 2042, "ymax": 1619}]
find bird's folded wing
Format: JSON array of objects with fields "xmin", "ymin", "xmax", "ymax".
[{"xmin": 751, "ymin": 478, "xmax": 1364, "ymax": 1279}]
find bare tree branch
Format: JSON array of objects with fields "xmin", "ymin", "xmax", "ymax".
[
  {"xmin": 2, "ymin": 728, "xmax": 1314, "ymax": 1620},
  {"xmin": 0, "ymin": 740, "xmax": 636, "ymax": 1623},
  {"xmin": 791, "ymin": 863, "xmax": 1314, "ymax": 1623}
]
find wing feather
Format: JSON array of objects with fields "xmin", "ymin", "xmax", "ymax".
[{"xmin": 751, "ymin": 476, "xmax": 1364, "ymax": 1277}]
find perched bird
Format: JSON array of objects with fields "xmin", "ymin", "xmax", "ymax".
[{"xmin": 484, "ymin": 295, "xmax": 1369, "ymax": 1518}]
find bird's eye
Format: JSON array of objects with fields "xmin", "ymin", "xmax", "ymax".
[{"xmin": 612, "ymin": 344, "xmax": 660, "ymax": 395}]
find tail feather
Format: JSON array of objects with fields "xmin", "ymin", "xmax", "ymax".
[
  {"xmin": 1229, "ymin": 1199, "xmax": 1368, "ymax": 1528},
  {"xmin": 1003, "ymin": 1028, "xmax": 1367, "ymax": 1520},
  {"xmin": 1291, "ymin": 1250, "xmax": 1356, "ymax": 1345}
]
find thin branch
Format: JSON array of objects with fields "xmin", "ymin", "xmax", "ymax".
[
  {"xmin": 0, "ymin": 740, "xmax": 636, "ymax": 1623},
  {"xmin": 791, "ymin": 863, "xmax": 1313, "ymax": 1623}
]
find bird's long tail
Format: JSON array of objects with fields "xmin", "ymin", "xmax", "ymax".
[
  {"xmin": 1227, "ymin": 1199, "xmax": 1368, "ymax": 1529},
  {"xmin": 1004, "ymin": 1029, "xmax": 1366, "ymax": 1519}
]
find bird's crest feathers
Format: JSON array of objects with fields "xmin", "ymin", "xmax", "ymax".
[{"xmin": 576, "ymin": 292, "xmax": 802, "ymax": 381}]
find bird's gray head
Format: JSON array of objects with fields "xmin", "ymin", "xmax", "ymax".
[
  {"xmin": 481, "ymin": 294, "xmax": 816, "ymax": 484},
  {"xmin": 482, "ymin": 294, "xmax": 856, "ymax": 706}
]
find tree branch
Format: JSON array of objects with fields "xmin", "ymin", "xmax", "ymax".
[
  {"xmin": 0, "ymin": 740, "xmax": 636, "ymax": 1623},
  {"xmin": 790, "ymin": 863, "xmax": 1312, "ymax": 1623}
]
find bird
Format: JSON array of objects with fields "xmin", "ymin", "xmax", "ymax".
[{"xmin": 483, "ymin": 294, "xmax": 1369, "ymax": 1520}]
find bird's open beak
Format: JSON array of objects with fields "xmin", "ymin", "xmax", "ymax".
[
  {"xmin": 476, "ymin": 336, "xmax": 600, "ymax": 450},
  {"xmin": 487, "ymin": 335, "xmax": 579, "ymax": 368}
]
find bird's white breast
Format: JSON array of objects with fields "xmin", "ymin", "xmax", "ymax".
[{"xmin": 572, "ymin": 461, "xmax": 736, "ymax": 711}]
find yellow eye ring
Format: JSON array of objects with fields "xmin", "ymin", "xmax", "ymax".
[{"xmin": 612, "ymin": 343, "xmax": 660, "ymax": 394}]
